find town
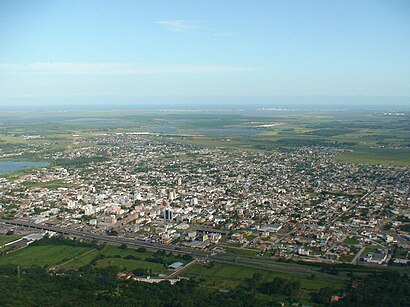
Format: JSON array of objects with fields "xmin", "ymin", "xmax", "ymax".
[{"xmin": 1, "ymin": 132, "xmax": 409, "ymax": 267}]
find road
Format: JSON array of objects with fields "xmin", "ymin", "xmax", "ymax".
[
  {"xmin": 351, "ymin": 246, "xmax": 366, "ymax": 264},
  {"xmin": 167, "ymin": 259, "xmax": 197, "ymax": 278},
  {"xmin": 51, "ymin": 248, "xmax": 98, "ymax": 270},
  {"xmin": 2, "ymin": 218, "xmax": 400, "ymax": 278},
  {"xmin": 0, "ymin": 218, "xmax": 207, "ymax": 257}
]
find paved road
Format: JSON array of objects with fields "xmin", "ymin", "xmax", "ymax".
[
  {"xmin": 351, "ymin": 246, "xmax": 366, "ymax": 264},
  {"xmin": 167, "ymin": 259, "xmax": 197, "ymax": 278},
  {"xmin": 3, "ymin": 218, "xmax": 403, "ymax": 277},
  {"xmin": 0, "ymin": 218, "xmax": 207, "ymax": 257}
]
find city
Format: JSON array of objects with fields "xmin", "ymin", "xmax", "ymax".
[
  {"xmin": 1, "ymin": 131, "xmax": 409, "ymax": 267},
  {"xmin": 1, "ymin": 0, "xmax": 410, "ymax": 305}
]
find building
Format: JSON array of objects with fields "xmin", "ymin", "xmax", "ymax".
[
  {"xmin": 168, "ymin": 262, "xmax": 184, "ymax": 270},
  {"xmin": 363, "ymin": 252, "xmax": 388, "ymax": 264},
  {"xmin": 164, "ymin": 208, "xmax": 173, "ymax": 220}
]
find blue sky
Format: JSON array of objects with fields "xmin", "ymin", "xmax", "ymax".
[{"xmin": 0, "ymin": 0, "xmax": 409, "ymax": 105}]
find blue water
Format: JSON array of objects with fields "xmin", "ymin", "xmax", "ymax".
[
  {"xmin": 144, "ymin": 126, "xmax": 262, "ymax": 134},
  {"xmin": 192, "ymin": 129, "xmax": 262, "ymax": 135},
  {"xmin": 0, "ymin": 161, "xmax": 49, "ymax": 174},
  {"xmin": 146, "ymin": 126, "xmax": 177, "ymax": 132}
]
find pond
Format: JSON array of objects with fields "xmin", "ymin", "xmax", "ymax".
[{"xmin": 0, "ymin": 161, "xmax": 49, "ymax": 174}]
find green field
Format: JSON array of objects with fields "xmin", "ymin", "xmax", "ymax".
[
  {"xmin": 0, "ymin": 241, "xmax": 190, "ymax": 275},
  {"xmin": 183, "ymin": 262, "xmax": 346, "ymax": 292},
  {"xmin": 95, "ymin": 257, "xmax": 164, "ymax": 272},
  {"xmin": 343, "ymin": 236, "xmax": 359, "ymax": 245},
  {"xmin": 0, "ymin": 235, "xmax": 20, "ymax": 246},
  {"xmin": 223, "ymin": 246, "xmax": 260, "ymax": 256},
  {"xmin": 0, "ymin": 245, "xmax": 92, "ymax": 267},
  {"xmin": 60, "ymin": 248, "xmax": 100, "ymax": 269},
  {"xmin": 1, "ymin": 109, "xmax": 409, "ymax": 167},
  {"xmin": 91, "ymin": 246, "xmax": 188, "ymax": 274},
  {"xmin": 23, "ymin": 179, "xmax": 77, "ymax": 189},
  {"xmin": 337, "ymin": 147, "xmax": 410, "ymax": 166}
]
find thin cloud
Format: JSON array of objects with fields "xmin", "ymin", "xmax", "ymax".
[
  {"xmin": 0, "ymin": 63, "xmax": 256, "ymax": 75},
  {"xmin": 155, "ymin": 20, "xmax": 201, "ymax": 32},
  {"xmin": 214, "ymin": 32, "xmax": 237, "ymax": 38}
]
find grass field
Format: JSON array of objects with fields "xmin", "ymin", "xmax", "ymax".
[
  {"xmin": 182, "ymin": 262, "xmax": 346, "ymax": 292},
  {"xmin": 92, "ymin": 246, "xmax": 187, "ymax": 274},
  {"xmin": 0, "ymin": 235, "xmax": 20, "ymax": 246},
  {"xmin": 0, "ymin": 245, "xmax": 93, "ymax": 267},
  {"xmin": 343, "ymin": 237, "xmax": 359, "ymax": 245},
  {"xmin": 95, "ymin": 257, "xmax": 165, "ymax": 272},
  {"xmin": 60, "ymin": 249, "xmax": 100, "ymax": 269},
  {"xmin": 337, "ymin": 147, "xmax": 410, "ymax": 166},
  {"xmin": 223, "ymin": 246, "xmax": 260, "ymax": 256},
  {"xmin": 0, "ymin": 241, "xmax": 190, "ymax": 274},
  {"xmin": 23, "ymin": 179, "xmax": 77, "ymax": 189}
]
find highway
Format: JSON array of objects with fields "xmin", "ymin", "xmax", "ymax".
[
  {"xmin": 0, "ymin": 218, "xmax": 207, "ymax": 258},
  {"xmin": 2, "ymin": 218, "xmax": 393, "ymax": 278}
]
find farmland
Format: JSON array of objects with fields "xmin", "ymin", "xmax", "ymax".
[{"xmin": 0, "ymin": 108, "xmax": 409, "ymax": 166}]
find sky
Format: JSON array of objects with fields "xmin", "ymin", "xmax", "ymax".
[{"xmin": 0, "ymin": 0, "xmax": 409, "ymax": 106}]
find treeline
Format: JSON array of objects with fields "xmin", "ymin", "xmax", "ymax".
[
  {"xmin": 31, "ymin": 235, "xmax": 104, "ymax": 249},
  {"xmin": 0, "ymin": 263, "xmax": 407, "ymax": 306},
  {"xmin": 0, "ymin": 265, "xmax": 269, "ymax": 306},
  {"xmin": 240, "ymin": 273, "xmax": 301, "ymax": 300},
  {"xmin": 145, "ymin": 250, "xmax": 193, "ymax": 266},
  {"xmin": 334, "ymin": 272, "xmax": 410, "ymax": 307}
]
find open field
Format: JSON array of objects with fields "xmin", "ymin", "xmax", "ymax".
[
  {"xmin": 343, "ymin": 237, "xmax": 359, "ymax": 244},
  {"xmin": 182, "ymin": 262, "xmax": 346, "ymax": 292},
  {"xmin": 336, "ymin": 147, "xmax": 410, "ymax": 166},
  {"xmin": 222, "ymin": 246, "xmax": 260, "ymax": 256},
  {"xmin": 23, "ymin": 180, "xmax": 78, "ymax": 189},
  {"xmin": 1, "ymin": 109, "xmax": 409, "ymax": 166},
  {"xmin": 95, "ymin": 257, "xmax": 164, "ymax": 272},
  {"xmin": 0, "ymin": 235, "xmax": 20, "ymax": 246},
  {"xmin": 0, "ymin": 242, "xmax": 189, "ymax": 275},
  {"xmin": 59, "ymin": 249, "xmax": 100, "ymax": 270},
  {"xmin": 0, "ymin": 245, "xmax": 93, "ymax": 267}
]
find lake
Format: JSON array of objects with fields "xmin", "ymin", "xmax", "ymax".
[
  {"xmin": 0, "ymin": 161, "xmax": 49, "ymax": 174},
  {"xmin": 192, "ymin": 129, "xmax": 262, "ymax": 135}
]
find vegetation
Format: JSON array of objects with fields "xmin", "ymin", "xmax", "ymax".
[
  {"xmin": 0, "ymin": 237, "xmax": 190, "ymax": 276},
  {"xmin": 337, "ymin": 147, "xmax": 410, "ymax": 166},
  {"xmin": 0, "ymin": 264, "xmax": 407, "ymax": 306},
  {"xmin": 0, "ymin": 245, "xmax": 93, "ymax": 267},
  {"xmin": 335, "ymin": 272, "xmax": 410, "ymax": 306},
  {"xmin": 1, "ymin": 109, "xmax": 409, "ymax": 169},
  {"xmin": 0, "ymin": 235, "xmax": 20, "ymax": 246}
]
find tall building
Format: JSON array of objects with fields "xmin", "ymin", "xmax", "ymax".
[{"xmin": 164, "ymin": 208, "xmax": 173, "ymax": 220}]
